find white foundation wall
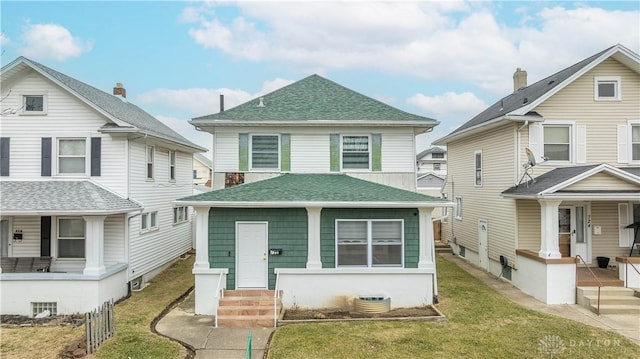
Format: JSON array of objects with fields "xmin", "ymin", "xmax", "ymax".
[
  {"xmin": 193, "ymin": 268, "xmax": 227, "ymax": 315},
  {"xmin": 514, "ymin": 255, "xmax": 576, "ymax": 304},
  {"xmin": 274, "ymin": 268, "xmax": 434, "ymax": 309},
  {"xmin": 619, "ymin": 263, "xmax": 640, "ymax": 288},
  {"xmin": 0, "ymin": 265, "xmax": 128, "ymax": 315}
]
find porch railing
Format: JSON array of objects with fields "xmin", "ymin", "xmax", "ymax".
[
  {"xmin": 273, "ymin": 273, "xmax": 280, "ymax": 328},
  {"xmin": 575, "ymin": 255, "xmax": 602, "ymax": 315},
  {"xmin": 214, "ymin": 273, "xmax": 224, "ymax": 328}
]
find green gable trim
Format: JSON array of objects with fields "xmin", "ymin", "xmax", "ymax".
[
  {"xmin": 180, "ymin": 173, "xmax": 446, "ymax": 203},
  {"xmin": 281, "ymin": 134, "xmax": 291, "ymax": 171},
  {"xmin": 372, "ymin": 134, "xmax": 381, "ymax": 171},
  {"xmin": 330, "ymin": 134, "xmax": 340, "ymax": 172},
  {"xmin": 320, "ymin": 208, "xmax": 419, "ymax": 268},
  {"xmin": 209, "ymin": 208, "xmax": 308, "ymax": 290},
  {"xmin": 238, "ymin": 133, "xmax": 248, "ymax": 171}
]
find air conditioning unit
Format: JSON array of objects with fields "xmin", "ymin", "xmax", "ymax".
[{"xmin": 130, "ymin": 276, "xmax": 143, "ymax": 291}]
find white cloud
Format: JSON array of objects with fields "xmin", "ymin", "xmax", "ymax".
[
  {"xmin": 184, "ymin": 2, "xmax": 639, "ymax": 94},
  {"xmin": 407, "ymin": 91, "xmax": 486, "ymax": 123},
  {"xmin": 0, "ymin": 32, "xmax": 10, "ymax": 45},
  {"xmin": 19, "ymin": 23, "xmax": 92, "ymax": 61}
]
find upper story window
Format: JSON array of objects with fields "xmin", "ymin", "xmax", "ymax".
[
  {"xmin": 336, "ymin": 219, "xmax": 403, "ymax": 267},
  {"xmin": 146, "ymin": 145, "xmax": 154, "ymax": 179},
  {"xmin": 342, "ymin": 135, "xmax": 370, "ymax": 170},
  {"xmin": 632, "ymin": 124, "xmax": 640, "ymax": 162},
  {"xmin": 474, "ymin": 150, "xmax": 482, "ymax": 186},
  {"xmin": 58, "ymin": 217, "xmax": 85, "ymax": 259},
  {"xmin": 169, "ymin": 150, "xmax": 176, "ymax": 181},
  {"xmin": 22, "ymin": 95, "xmax": 46, "ymax": 114},
  {"xmin": 250, "ymin": 134, "xmax": 279, "ymax": 170},
  {"xmin": 594, "ymin": 76, "xmax": 621, "ymax": 101},
  {"xmin": 432, "ymin": 152, "xmax": 445, "ymax": 159},
  {"xmin": 543, "ymin": 125, "xmax": 572, "ymax": 162},
  {"xmin": 58, "ymin": 139, "xmax": 86, "ymax": 174}
]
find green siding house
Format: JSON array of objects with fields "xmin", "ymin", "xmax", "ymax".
[{"xmin": 177, "ymin": 75, "xmax": 451, "ymax": 318}]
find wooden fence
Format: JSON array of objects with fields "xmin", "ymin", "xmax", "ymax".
[{"xmin": 85, "ymin": 300, "xmax": 115, "ymax": 353}]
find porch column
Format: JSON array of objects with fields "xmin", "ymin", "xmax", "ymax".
[
  {"xmin": 538, "ymin": 199, "xmax": 562, "ymax": 259},
  {"xmin": 83, "ymin": 215, "xmax": 106, "ymax": 276},
  {"xmin": 193, "ymin": 206, "xmax": 211, "ymax": 269},
  {"xmin": 306, "ymin": 207, "xmax": 322, "ymax": 268},
  {"xmin": 418, "ymin": 207, "xmax": 435, "ymax": 268}
]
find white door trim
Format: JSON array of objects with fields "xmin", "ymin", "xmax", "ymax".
[{"xmin": 235, "ymin": 221, "xmax": 268, "ymax": 289}]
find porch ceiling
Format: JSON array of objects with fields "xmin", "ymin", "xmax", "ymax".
[{"xmin": 0, "ymin": 181, "xmax": 141, "ymax": 215}]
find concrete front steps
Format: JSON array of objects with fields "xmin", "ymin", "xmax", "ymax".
[
  {"xmin": 435, "ymin": 241, "xmax": 453, "ymax": 254},
  {"xmin": 217, "ymin": 290, "xmax": 281, "ymax": 328},
  {"xmin": 577, "ymin": 286, "xmax": 640, "ymax": 315}
]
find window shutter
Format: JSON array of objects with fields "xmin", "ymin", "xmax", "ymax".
[
  {"xmin": 330, "ymin": 134, "xmax": 340, "ymax": 172},
  {"xmin": 618, "ymin": 203, "xmax": 632, "ymax": 247},
  {"xmin": 0, "ymin": 137, "xmax": 9, "ymax": 176},
  {"xmin": 41, "ymin": 137, "xmax": 52, "ymax": 176},
  {"xmin": 41, "ymin": 216, "xmax": 51, "ymax": 256},
  {"xmin": 91, "ymin": 137, "xmax": 101, "ymax": 176},
  {"xmin": 528, "ymin": 123, "xmax": 540, "ymax": 162},
  {"xmin": 372, "ymin": 134, "xmax": 382, "ymax": 171},
  {"xmin": 281, "ymin": 134, "xmax": 291, "ymax": 171},
  {"xmin": 239, "ymin": 133, "xmax": 249, "ymax": 171},
  {"xmin": 576, "ymin": 125, "xmax": 586, "ymax": 164},
  {"xmin": 617, "ymin": 124, "xmax": 628, "ymax": 163}
]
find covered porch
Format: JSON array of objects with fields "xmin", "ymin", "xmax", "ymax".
[
  {"xmin": 0, "ymin": 181, "xmax": 140, "ymax": 315},
  {"xmin": 503, "ymin": 164, "xmax": 640, "ymax": 304}
]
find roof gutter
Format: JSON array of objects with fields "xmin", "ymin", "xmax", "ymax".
[
  {"xmin": 175, "ymin": 200, "xmax": 455, "ymax": 209},
  {"xmin": 99, "ymin": 127, "xmax": 207, "ymax": 152},
  {"xmin": 189, "ymin": 119, "xmax": 438, "ymax": 128},
  {"xmin": 434, "ymin": 114, "xmax": 543, "ymax": 145}
]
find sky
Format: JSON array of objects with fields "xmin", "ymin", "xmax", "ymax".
[{"xmin": 1, "ymin": 1, "xmax": 639, "ymax": 156}]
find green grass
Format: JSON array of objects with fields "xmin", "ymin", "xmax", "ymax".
[
  {"xmin": 267, "ymin": 256, "xmax": 639, "ymax": 359},
  {"xmin": 92, "ymin": 255, "xmax": 194, "ymax": 359}
]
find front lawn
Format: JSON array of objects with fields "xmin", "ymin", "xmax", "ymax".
[{"xmin": 267, "ymin": 256, "xmax": 638, "ymax": 358}]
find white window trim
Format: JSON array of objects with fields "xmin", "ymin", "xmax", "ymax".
[
  {"xmin": 594, "ymin": 76, "xmax": 621, "ymax": 101},
  {"xmin": 474, "ymin": 150, "xmax": 482, "ymax": 187},
  {"xmin": 56, "ymin": 137, "xmax": 89, "ymax": 176},
  {"xmin": 140, "ymin": 210, "xmax": 159, "ymax": 233},
  {"xmin": 173, "ymin": 206, "xmax": 189, "ymax": 224},
  {"xmin": 169, "ymin": 150, "xmax": 176, "ymax": 182},
  {"xmin": 335, "ymin": 219, "xmax": 404, "ymax": 268},
  {"xmin": 455, "ymin": 197, "xmax": 463, "ymax": 220},
  {"xmin": 146, "ymin": 145, "xmax": 155, "ymax": 180},
  {"xmin": 629, "ymin": 119, "xmax": 640, "ymax": 164},
  {"xmin": 540, "ymin": 120, "xmax": 576, "ymax": 165},
  {"xmin": 19, "ymin": 92, "xmax": 48, "ymax": 115},
  {"xmin": 249, "ymin": 134, "xmax": 281, "ymax": 171},
  {"xmin": 340, "ymin": 134, "xmax": 371, "ymax": 172},
  {"xmin": 57, "ymin": 217, "xmax": 85, "ymax": 260}
]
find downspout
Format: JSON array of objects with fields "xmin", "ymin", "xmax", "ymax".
[{"xmin": 515, "ymin": 120, "xmax": 528, "ymax": 185}]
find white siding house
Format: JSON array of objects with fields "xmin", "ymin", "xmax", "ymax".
[{"xmin": 0, "ymin": 57, "xmax": 205, "ymax": 316}]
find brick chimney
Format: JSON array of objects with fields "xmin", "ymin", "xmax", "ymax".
[
  {"xmin": 113, "ymin": 83, "xmax": 126, "ymax": 98},
  {"xmin": 513, "ymin": 68, "xmax": 527, "ymax": 92}
]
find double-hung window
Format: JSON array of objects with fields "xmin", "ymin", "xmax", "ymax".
[
  {"xmin": 543, "ymin": 125, "xmax": 572, "ymax": 162},
  {"xmin": 474, "ymin": 150, "xmax": 482, "ymax": 186},
  {"xmin": 169, "ymin": 150, "xmax": 176, "ymax": 181},
  {"xmin": 146, "ymin": 145, "xmax": 154, "ymax": 179},
  {"xmin": 632, "ymin": 124, "xmax": 640, "ymax": 162},
  {"xmin": 141, "ymin": 211, "xmax": 158, "ymax": 232},
  {"xmin": 336, "ymin": 220, "xmax": 403, "ymax": 267},
  {"xmin": 594, "ymin": 76, "xmax": 621, "ymax": 101},
  {"xmin": 58, "ymin": 139, "xmax": 86, "ymax": 174},
  {"xmin": 58, "ymin": 218, "xmax": 85, "ymax": 258},
  {"xmin": 250, "ymin": 135, "xmax": 279, "ymax": 170},
  {"xmin": 342, "ymin": 135, "xmax": 370, "ymax": 169},
  {"xmin": 173, "ymin": 206, "xmax": 189, "ymax": 224}
]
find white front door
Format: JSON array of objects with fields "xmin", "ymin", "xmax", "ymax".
[
  {"xmin": 570, "ymin": 205, "xmax": 590, "ymax": 263},
  {"xmin": 478, "ymin": 219, "xmax": 489, "ymax": 271},
  {"xmin": 236, "ymin": 222, "xmax": 268, "ymax": 288}
]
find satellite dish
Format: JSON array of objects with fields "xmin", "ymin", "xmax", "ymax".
[{"xmin": 525, "ymin": 148, "xmax": 536, "ymax": 167}]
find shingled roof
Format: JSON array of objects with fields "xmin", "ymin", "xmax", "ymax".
[
  {"xmin": 1, "ymin": 57, "xmax": 204, "ymax": 152},
  {"xmin": 191, "ymin": 74, "xmax": 438, "ymax": 127},
  {"xmin": 178, "ymin": 173, "xmax": 447, "ymax": 207},
  {"xmin": 0, "ymin": 181, "xmax": 141, "ymax": 214}
]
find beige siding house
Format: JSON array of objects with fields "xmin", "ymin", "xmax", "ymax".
[{"xmin": 436, "ymin": 44, "xmax": 640, "ymax": 305}]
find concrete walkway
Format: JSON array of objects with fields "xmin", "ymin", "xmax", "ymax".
[
  {"xmin": 440, "ymin": 253, "xmax": 640, "ymax": 346},
  {"xmin": 155, "ymin": 291, "xmax": 274, "ymax": 359}
]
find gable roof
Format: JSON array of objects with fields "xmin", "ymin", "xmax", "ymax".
[
  {"xmin": 502, "ymin": 164, "xmax": 640, "ymax": 199},
  {"xmin": 177, "ymin": 173, "xmax": 449, "ymax": 208},
  {"xmin": 191, "ymin": 74, "xmax": 438, "ymax": 130},
  {"xmin": 417, "ymin": 146, "xmax": 446, "ymax": 160},
  {"xmin": 435, "ymin": 44, "xmax": 640, "ymax": 144},
  {"xmin": 194, "ymin": 153, "xmax": 212, "ymax": 168},
  {"xmin": 1, "ymin": 57, "xmax": 205, "ymax": 152},
  {"xmin": 0, "ymin": 181, "xmax": 141, "ymax": 215}
]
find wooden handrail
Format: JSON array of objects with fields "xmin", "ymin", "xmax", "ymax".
[{"xmin": 575, "ymin": 255, "xmax": 602, "ymax": 316}]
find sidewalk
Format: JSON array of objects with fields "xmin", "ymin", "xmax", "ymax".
[
  {"xmin": 155, "ymin": 290, "xmax": 274, "ymax": 359},
  {"xmin": 439, "ymin": 253, "xmax": 640, "ymax": 346}
]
